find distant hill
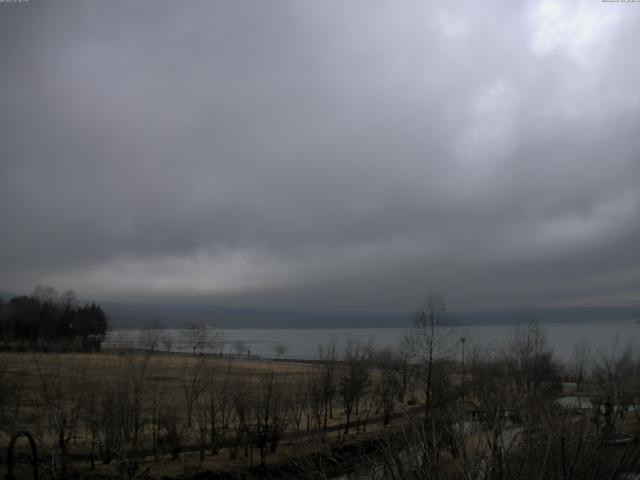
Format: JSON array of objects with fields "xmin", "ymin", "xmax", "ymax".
[
  {"xmin": 4, "ymin": 291, "xmax": 637, "ymax": 329},
  {"xmin": 453, "ymin": 306, "xmax": 640, "ymax": 325},
  {"xmin": 100, "ymin": 301, "xmax": 640, "ymax": 330},
  {"xmin": 102, "ymin": 301, "xmax": 413, "ymax": 329}
]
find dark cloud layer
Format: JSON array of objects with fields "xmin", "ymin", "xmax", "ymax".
[{"xmin": 1, "ymin": 0, "xmax": 639, "ymax": 311}]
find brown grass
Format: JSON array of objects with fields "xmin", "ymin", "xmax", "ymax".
[{"xmin": 0, "ymin": 350, "xmax": 400, "ymax": 479}]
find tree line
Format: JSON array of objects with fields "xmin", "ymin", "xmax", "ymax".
[{"xmin": 0, "ymin": 285, "xmax": 108, "ymax": 351}]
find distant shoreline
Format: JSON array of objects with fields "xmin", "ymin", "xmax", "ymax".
[{"xmin": 107, "ymin": 316, "xmax": 639, "ymax": 330}]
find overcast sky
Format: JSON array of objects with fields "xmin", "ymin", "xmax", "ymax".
[{"xmin": 1, "ymin": 0, "xmax": 639, "ymax": 312}]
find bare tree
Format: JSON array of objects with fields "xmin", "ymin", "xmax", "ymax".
[
  {"xmin": 306, "ymin": 370, "xmax": 326, "ymax": 435},
  {"xmin": 161, "ymin": 333, "xmax": 173, "ymax": 353},
  {"xmin": 195, "ymin": 395, "xmax": 209, "ymax": 462},
  {"xmin": 252, "ymin": 369, "xmax": 291, "ymax": 464},
  {"xmin": 288, "ymin": 373, "xmax": 308, "ymax": 432},
  {"xmin": 32, "ymin": 284, "xmax": 59, "ymax": 303},
  {"xmin": 58, "ymin": 289, "xmax": 77, "ymax": 309},
  {"xmin": 317, "ymin": 336, "xmax": 338, "ymax": 428},
  {"xmin": 147, "ymin": 372, "xmax": 167, "ymax": 460},
  {"xmin": 396, "ymin": 336, "xmax": 414, "ymax": 404},
  {"xmin": 571, "ymin": 338, "xmax": 592, "ymax": 392},
  {"xmin": 0, "ymin": 353, "xmax": 23, "ymax": 436},
  {"xmin": 33, "ymin": 354, "xmax": 85, "ymax": 480},
  {"xmin": 79, "ymin": 379, "xmax": 103, "ymax": 471},
  {"xmin": 208, "ymin": 329, "xmax": 226, "ymax": 355},
  {"xmin": 99, "ymin": 351, "xmax": 152, "ymax": 478},
  {"xmin": 230, "ymin": 375, "xmax": 253, "ymax": 460},
  {"xmin": 272, "ymin": 343, "xmax": 289, "ymax": 360},
  {"xmin": 180, "ymin": 357, "xmax": 207, "ymax": 428},
  {"xmin": 503, "ymin": 322, "xmax": 560, "ymax": 397},
  {"xmin": 368, "ymin": 417, "xmax": 446, "ymax": 480},
  {"xmin": 182, "ymin": 322, "xmax": 209, "ymax": 356},
  {"xmin": 157, "ymin": 398, "xmax": 183, "ymax": 460},
  {"xmin": 373, "ymin": 349, "xmax": 401, "ymax": 426},
  {"xmin": 592, "ymin": 340, "xmax": 637, "ymax": 427},
  {"xmin": 408, "ymin": 293, "xmax": 454, "ymax": 426},
  {"xmin": 339, "ymin": 338, "xmax": 372, "ymax": 434},
  {"xmin": 204, "ymin": 361, "xmax": 235, "ymax": 455},
  {"xmin": 233, "ymin": 340, "xmax": 247, "ymax": 357},
  {"xmin": 140, "ymin": 329, "xmax": 160, "ymax": 352}
]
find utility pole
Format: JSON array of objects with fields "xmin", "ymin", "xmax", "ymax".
[{"xmin": 460, "ymin": 337, "xmax": 466, "ymax": 399}]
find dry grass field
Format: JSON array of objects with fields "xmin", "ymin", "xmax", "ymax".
[{"xmin": 0, "ymin": 350, "xmax": 407, "ymax": 479}]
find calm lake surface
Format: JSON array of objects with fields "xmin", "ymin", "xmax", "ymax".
[{"xmin": 105, "ymin": 319, "xmax": 640, "ymax": 362}]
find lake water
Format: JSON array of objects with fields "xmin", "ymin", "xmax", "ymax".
[{"xmin": 104, "ymin": 319, "xmax": 640, "ymax": 362}]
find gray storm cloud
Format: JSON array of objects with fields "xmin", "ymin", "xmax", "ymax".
[{"xmin": 1, "ymin": 0, "xmax": 639, "ymax": 311}]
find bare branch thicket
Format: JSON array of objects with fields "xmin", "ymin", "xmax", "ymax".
[
  {"xmin": 0, "ymin": 353, "xmax": 23, "ymax": 438},
  {"xmin": 570, "ymin": 338, "xmax": 592, "ymax": 392},
  {"xmin": 32, "ymin": 354, "xmax": 88, "ymax": 480},
  {"xmin": 360, "ymin": 327, "xmax": 640, "ymax": 480},
  {"xmin": 195, "ymin": 394, "xmax": 208, "ymax": 462},
  {"xmin": 288, "ymin": 372, "xmax": 309, "ymax": 433},
  {"xmin": 6, "ymin": 308, "xmax": 640, "ymax": 480},
  {"xmin": 252, "ymin": 368, "xmax": 291, "ymax": 465},
  {"xmin": 356, "ymin": 375, "xmax": 377, "ymax": 434},
  {"xmin": 626, "ymin": 351, "xmax": 640, "ymax": 425},
  {"xmin": 396, "ymin": 336, "xmax": 414, "ymax": 404},
  {"xmin": 147, "ymin": 370, "xmax": 166, "ymax": 460},
  {"xmin": 99, "ymin": 351, "xmax": 152, "ymax": 479},
  {"xmin": 156, "ymin": 396, "xmax": 183, "ymax": 461},
  {"xmin": 317, "ymin": 336, "xmax": 338, "ymax": 426},
  {"xmin": 497, "ymin": 324, "xmax": 556, "ymax": 478},
  {"xmin": 374, "ymin": 327, "xmax": 537, "ymax": 480},
  {"xmin": 592, "ymin": 341, "xmax": 640, "ymax": 428},
  {"xmin": 78, "ymin": 366, "xmax": 107, "ymax": 472},
  {"xmin": 503, "ymin": 322, "xmax": 562, "ymax": 398},
  {"xmin": 339, "ymin": 337, "xmax": 373, "ymax": 434},
  {"xmin": 497, "ymin": 395, "xmax": 640, "ymax": 480},
  {"xmin": 306, "ymin": 369, "xmax": 326, "ymax": 435},
  {"xmin": 230, "ymin": 374, "xmax": 253, "ymax": 460},
  {"xmin": 203, "ymin": 360, "xmax": 235, "ymax": 455},
  {"xmin": 369, "ymin": 415, "xmax": 449, "ymax": 480},
  {"xmin": 180, "ymin": 356, "xmax": 207, "ymax": 429},
  {"xmin": 373, "ymin": 348, "xmax": 402, "ymax": 426}
]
